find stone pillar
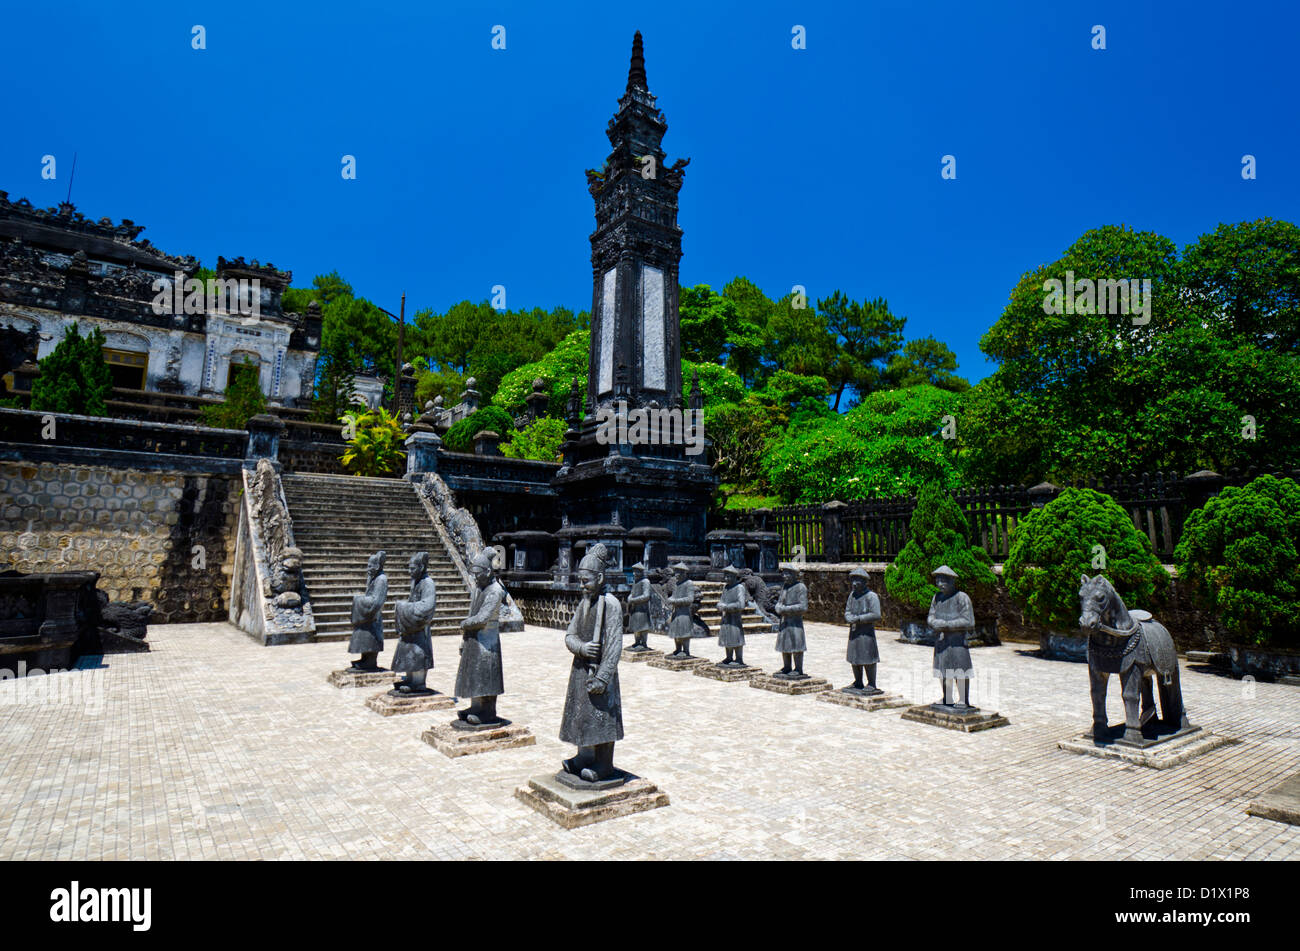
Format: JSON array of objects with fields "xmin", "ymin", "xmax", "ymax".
[
  {"xmin": 474, "ymin": 430, "xmax": 502, "ymax": 457},
  {"xmin": 525, "ymin": 378, "xmax": 549, "ymax": 421},
  {"xmin": 753, "ymin": 531, "xmax": 781, "ymax": 578},
  {"xmin": 245, "ymin": 414, "xmax": 285, "ymax": 464},
  {"xmin": 821, "ymin": 500, "xmax": 848, "ymax": 563},
  {"xmin": 458, "ymin": 377, "xmax": 481, "ymax": 418},
  {"xmin": 1182, "ymin": 469, "xmax": 1223, "ymax": 516},
  {"xmin": 405, "ymin": 431, "xmax": 442, "ymax": 476},
  {"xmin": 396, "ymin": 363, "xmax": 418, "ymax": 420},
  {"xmin": 1027, "ymin": 481, "xmax": 1060, "ymax": 509}
]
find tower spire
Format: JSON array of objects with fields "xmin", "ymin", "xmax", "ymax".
[{"xmin": 627, "ymin": 30, "xmax": 647, "ymax": 92}]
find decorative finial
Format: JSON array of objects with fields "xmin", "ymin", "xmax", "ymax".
[{"xmin": 627, "ymin": 30, "xmax": 647, "ymax": 92}]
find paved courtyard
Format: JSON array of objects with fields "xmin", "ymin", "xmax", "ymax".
[{"xmin": 2, "ymin": 620, "xmax": 1298, "ymax": 860}]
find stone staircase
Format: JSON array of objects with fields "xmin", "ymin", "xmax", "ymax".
[
  {"xmin": 693, "ymin": 580, "xmax": 775, "ymax": 637},
  {"xmin": 281, "ymin": 473, "xmax": 471, "ymax": 643}
]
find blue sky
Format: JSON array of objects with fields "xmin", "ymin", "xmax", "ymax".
[{"xmin": 4, "ymin": 0, "xmax": 1297, "ymax": 383}]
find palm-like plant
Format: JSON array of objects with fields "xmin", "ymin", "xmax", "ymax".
[{"xmin": 340, "ymin": 407, "xmax": 407, "ymax": 476}]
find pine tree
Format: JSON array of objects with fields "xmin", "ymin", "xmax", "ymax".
[
  {"xmin": 885, "ymin": 482, "xmax": 997, "ymax": 614},
  {"xmin": 30, "ymin": 323, "xmax": 114, "ymax": 416}
]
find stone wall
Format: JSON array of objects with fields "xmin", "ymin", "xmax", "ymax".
[
  {"xmin": 0, "ymin": 461, "xmax": 239, "ymax": 623},
  {"xmin": 796, "ymin": 563, "xmax": 1221, "ymax": 654}
]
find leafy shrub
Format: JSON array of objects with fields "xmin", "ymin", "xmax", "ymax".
[
  {"xmin": 30, "ymin": 323, "xmax": 113, "ymax": 416},
  {"xmin": 1004, "ymin": 487, "xmax": 1167, "ymax": 631},
  {"xmin": 885, "ymin": 482, "xmax": 996, "ymax": 615},
  {"xmin": 444, "ymin": 405, "xmax": 516, "ymax": 453},
  {"xmin": 200, "ymin": 364, "xmax": 267, "ymax": 429},
  {"xmin": 1174, "ymin": 475, "xmax": 1300, "ymax": 647},
  {"xmin": 493, "ymin": 330, "xmax": 590, "ymax": 417},
  {"xmin": 501, "ymin": 416, "xmax": 566, "ymax": 462},
  {"xmin": 763, "ymin": 384, "xmax": 961, "ymax": 503},
  {"xmin": 340, "ymin": 407, "xmax": 407, "ymax": 476}
]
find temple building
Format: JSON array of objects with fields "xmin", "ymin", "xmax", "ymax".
[{"xmin": 0, "ymin": 191, "xmax": 321, "ymax": 405}]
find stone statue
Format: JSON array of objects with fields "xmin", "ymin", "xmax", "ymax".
[
  {"xmin": 929, "ymin": 565, "xmax": 975, "ymax": 707},
  {"xmin": 392, "ymin": 551, "xmax": 437, "ymax": 693},
  {"xmin": 1078, "ymin": 573, "xmax": 1188, "ymax": 743},
  {"xmin": 348, "ymin": 551, "xmax": 387, "ymax": 671},
  {"xmin": 559, "ymin": 543, "xmax": 624, "ymax": 784},
  {"xmin": 270, "ymin": 547, "xmax": 304, "ymax": 608},
  {"xmin": 626, "ymin": 562, "xmax": 653, "ymax": 651},
  {"xmin": 773, "ymin": 565, "xmax": 809, "ymax": 678},
  {"xmin": 666, "ymin": 562, "xmax": 696, "ymax": 658},
  {"xmin": 717, "ymin": 564, "xmax": 750, "ymax": 667},
  {"xmin": 455, "ymin": 550, "xmax": 507, "ymax": 725},
  {"xmin": 844, "ymin": 567, "xmax": 882, "ymax": 694}
]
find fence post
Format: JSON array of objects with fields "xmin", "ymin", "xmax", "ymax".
[{"xmin": 822, "ymin": 500, "xmax": 847, "ymax": 563}]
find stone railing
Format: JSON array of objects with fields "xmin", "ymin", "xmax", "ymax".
[
  {"xmin": 0, "ymin": 406, "xmax": 248, "ymax": 471},
  {"xmin": 434, "ymin": 449, "xmax": 559, "ymax": 492}
]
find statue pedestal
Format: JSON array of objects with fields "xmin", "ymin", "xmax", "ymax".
[
  {"xmin": 1058, "ymin": 723, "xmax": 1229, "ymax": 768},
  {"xmin": 327, "ymin": 668, "xmax": 398, "ymax": 689},
  {"xmin": 365, "ymin": 688, "xmax": 456, "ymax": 717},
  {"xmin": 817, "ymin": 686, "xmax": 910, "ymax": 711},
  {"xmin": 748, "ymin": 672, "xmax": 831, "ymax": 695},
  {"xmin": 515, "ymin": 771, "xmax": 669, "ymax": 829},
  {"xmin": 901, "ymin": 703, "xmax": 1008, "ymax": 732},
  {"xmin": 647, "ymin": 653, "xmax": 710, "ymax": 672},
  {"xmin": 623, "ymin": 646, "xmax": 664, "ymax": 663},
  {"xmin": 422, "ymin": 718, "xmax": 536, "ymax": 758},
  {"xmin": 694, "ymin": 662, "xmax": 763, "ymax": 683},
  {"xmin": 1248, "ymin": 773, "xmax": 1300, "ymax": 826}
]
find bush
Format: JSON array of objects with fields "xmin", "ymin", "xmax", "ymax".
[
  {"xmin": 493, "ymin": 330, "xmax": 590, "ymax": 417},
  {"xmin": 1004, "ymin": 487, "xmax": 1167, "ymax": 631},
  {"xmin": 444, "ymin": 405, "xmax": 515, "ymax": 453},
  {"xmin": 501, "ymin": 416, "xmax": 566, "ymax": 462},
  {"xmin": 30, "ymin": 323, "xmax": 113, "ymax": 416},
  {"xmin": 885, "ymin": 482, "xmax": 996, "ymax": 615},
  {"xmin": 200, "ymin": 365, "xmax": 267, "ymax": 429},
  {"xmin": 1174, "ymin": 475, "xmax": 1300, "ymax": 647},
  {"xmin": 340, "ymin": 407, "xmax": 406, "ymax": 476},
  {"xmin": 763, "ymin": 384, "xmax": 961, "ymax": 503}
]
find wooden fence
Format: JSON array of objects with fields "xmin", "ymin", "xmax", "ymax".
[{"xmin": 715, "ymin": 468, "xmax": 1300, "ymax": 563}]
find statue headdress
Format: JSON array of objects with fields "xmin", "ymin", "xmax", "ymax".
[{"xmin": 579, "ymin": 543, "xmax": 611, "ymax": 573}]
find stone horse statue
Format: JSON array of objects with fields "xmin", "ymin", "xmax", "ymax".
[{"xmin": 1078, "ymin": 574, "xmax": 1189, "ymax": 743}]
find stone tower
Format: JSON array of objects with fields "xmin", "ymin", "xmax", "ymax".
[
  {"xmin": 584, "ymin": 30, "xmax": 690, "ymax": 412},
  {"xmin": 551, "ymin": 31, "xmax": 714, "ymax": 571}
]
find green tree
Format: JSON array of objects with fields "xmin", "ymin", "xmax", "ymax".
[
  {"xmin": 501, "ymin": 416, "xmax": 567, "ymax": 462},
  {"xmin": 679, "ymin": 284, "xmax": 738, "ymax": 363},
  {"xmin": 1003, "ymin": 488, "xmax": 1168, "ymax": 632},
  {"xmin": 339, "ymin": 407, "xmax": 407, "ymax": 476},
  {"xmin": 887, "ymin": 336, "xmax": 970, "ymax": 392},
  {"xmin": 492, "ymin": 329, "xmax": 591, "ymax": 418},
  {"xmin": 885, "ymin": 482, "xmax": 996, "ymax": 615},
  {"xmin": 443, "ymin": 405, "xmax": 516, "ymax": 453},
  {"xmin": 200, "ymin": 364, "xmax": 267, "ymax": 429},
  {"xmin": 1174, "ymin": 475, "xmax": 1300, "ymax": 648},
  {"xmin": 30, "ymin": 323, "xmax": 113, "ymax": 416},
  {"xmin": 414, "ymin": 367, "xmax": 465, "ymax": 409},
  {"xmin": 817, "ymin": 291, "xmax": 906, "ymax": 410}
]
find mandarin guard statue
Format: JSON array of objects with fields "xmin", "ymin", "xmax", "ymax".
[
  {"xmin": 773, "ymin": 564, "xmax": 809, "ymax": 678},
  {"xmin": 929, "ymin": 565, "xmax": 975, "ymax": 708},
  {"xmin": 348, "ymin": 551, "xmax": 388, "ymax": 672},
  {"xmin": 626, "ymin": 562, "xmax": 654, "ymax": 652},
  {"xmin": 843, "ymin": 566, "xmax": 882, "ymax": 694},
  {"xmin": 392, "ymin": 551, "xmax": 438, "ymax": 694},
  {"xmin": 454, "ymin": 551, "xmax": 508, "ymax": 726},
  {"xmin": 559, "ymin": 543, "xmax": 625, "ymax": 784},
  {"xmin": 716, "ymin": 564, "xmax": 750, "ymax": 667},
  {"xmin": 666, "ymin": 562, "xmax": 696, "ymax": 658},
  {"xmin": 1078, "ymin": 573, "xmax": 1189, "ymax": 743}
]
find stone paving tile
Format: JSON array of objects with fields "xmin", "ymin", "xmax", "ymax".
[{"xmin": 0, "ymin": 621, "xmax": 1297, "ymax": 860}]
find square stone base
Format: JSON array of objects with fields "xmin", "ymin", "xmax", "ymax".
[
  {"xmin": 365, "ymin": 688, "xmax": 456, "ymax": 717},
  {"xmin": 748, "ymin": 673, "xmax": 831, "ymax": 695},
  {"xmin": 421, "ymin": 719, "xmax": 536, "ymax": 758},
  {"xmin": 623, "ymin": 647, "xmax": 664, "ymax": 663},
  {"xmin": 514, "ymin": 772, "xmax": 669, "ymax": 829},
  {"xmin": 647, "ymin": 654, "xmax": 711, "ymax": 672},
  {"xmin": 1248, "ymin": 773, "xmax": 1300, "ymax": 825},
  {"xmin": 1058, "ymin": 724, "xmax": 1231, "ymax": 768},
  {"xmin": 327, "ymin": 668, "xmax": 398, "ymax": 689},
  {"xmin": 694, "ymin": 662, "xmax": 763, "ymax": 682},
  {"xmin": 901, "ymin": 704, "xmax": 1009, "ymax": 732},
  {"xmin": 817, "ymin": 688, "xmax": 910, "ymax": 712}
]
